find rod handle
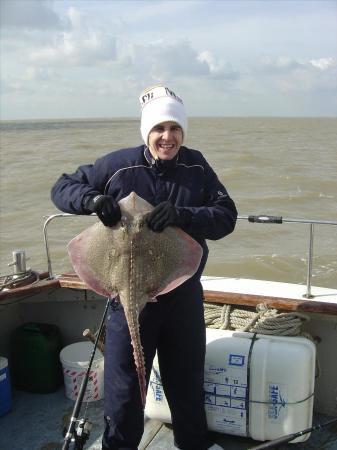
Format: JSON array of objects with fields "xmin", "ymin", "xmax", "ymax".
[
  {"xmin": 248, "ymin": 215, "xmax": 283, "ymax": 224},
  {"xmin": 83, "ymin": 328, "xmax": 104, "ymax": 354}
]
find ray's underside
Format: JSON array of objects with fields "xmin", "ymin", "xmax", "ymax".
[{"xmin": 67, "ymin": 192, "xmax": 202, "ymax": 405}]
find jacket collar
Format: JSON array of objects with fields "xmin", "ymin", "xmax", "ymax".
[
  {"xmin": 144, "ymin": 145, "xmax": 181, "ymax": 171},
  {"xmin": 144, "ymin": 146, "xmax": 154, "ymax": 166}
]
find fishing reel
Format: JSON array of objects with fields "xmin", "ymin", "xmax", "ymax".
[
  {"xmin": 63, "ymin": 418, "xmax": 92, "ymax": 450},
  {"xmin": 74, "ymin": 418, "xmax": 92, "ymax": 449}
]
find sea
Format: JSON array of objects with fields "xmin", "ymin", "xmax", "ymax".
[{"xmin": 1, "ymin": 117, "xmax": 336, "ymax": 289}]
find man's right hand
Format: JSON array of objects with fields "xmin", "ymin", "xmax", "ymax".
[{"xmin": 85, "ymin": 194, "xmax": 121, "ymax": 227}]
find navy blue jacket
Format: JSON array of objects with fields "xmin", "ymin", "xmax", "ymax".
[{"xmin": 51, "ymin": 145, "xmax": 237, "ymax": 275}]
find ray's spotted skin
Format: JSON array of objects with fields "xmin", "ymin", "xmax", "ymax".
[{"xmin": 67, "ymin": 192, "xmax": 203, "ymax": 406}]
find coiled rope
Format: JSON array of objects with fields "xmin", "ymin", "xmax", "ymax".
[{"xmin": 204, "ymin": 302, "xmax": 310, "ymax": 336}]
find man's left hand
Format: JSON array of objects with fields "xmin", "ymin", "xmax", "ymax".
[{"xmin": 146, "ymin": 201, "xmax": 180, "ymax": 232}]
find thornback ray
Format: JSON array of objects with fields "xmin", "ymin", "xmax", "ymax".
[{"xmin": 67, "ymin": 191, "xmax": 203, "ymax": 407}]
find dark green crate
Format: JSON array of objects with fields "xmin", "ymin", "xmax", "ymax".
[{"xmin": 10, "ymin": 323, "xmax": 63, "ymax": 393}]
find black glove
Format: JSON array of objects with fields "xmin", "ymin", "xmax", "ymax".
[
  {"xmin": 84, "ymin": 194, "xmax": 121, "ymax": 227},
  {"xmin": 146, "ymin": 201, "xmax": 191, "ymax": 232}
]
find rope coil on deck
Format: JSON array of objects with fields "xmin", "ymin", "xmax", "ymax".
[{"xmin": 204, "ymin": 302, "xmax": 310, "ymax": 336}]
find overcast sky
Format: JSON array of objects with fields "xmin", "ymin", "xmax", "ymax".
[{"xmin": 1, "ymin": 0, "xmax": 336, "ymax": 119}]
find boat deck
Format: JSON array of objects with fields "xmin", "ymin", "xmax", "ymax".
[
  {"xmin": 1, "ymin": 388, "xmax": 336, "ymax": 450},
  {"xmin": 1, "ymin": 275, "xmax": 337, "ymax": 449}
]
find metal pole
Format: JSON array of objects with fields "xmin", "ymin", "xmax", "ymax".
[
  {"xmin": 43, "ymin": 214, "xmax": 72, "ymax": 278},
  {"xmin": 304, "ymin": 223, "xmax": 314, "ymax": 299},
  {"xmin": 43, "ymin": 213, "xmax": 94, "ymax": 278}
]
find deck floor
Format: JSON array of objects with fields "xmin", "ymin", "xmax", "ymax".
[{"xmin": 0, "ymin": 388, "xmax": 336, "ymax": 450}]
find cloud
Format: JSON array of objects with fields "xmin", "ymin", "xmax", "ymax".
[
  {"xmin": 1, "ymin": 78, "xmax": 35, "ymax": 95},
  {"xmin": 1, "ymin": 0, "xmax": 67, "ymax": 30},
  {"xmin": 121, "ymin": 40, "xmax": 209, "ymax": 80},
  {"xmin": 256, "ymin": 56, "xmax": 337, "ymax": 93},
  {"xmin": 29, "ymin": 7, "xmax": 116, "ymax": 66},
  {"xmin": 259, "ymin": 56, "xmax": 336, "ymax": 73},
  {"xmin": 23, "ymin": 67, "xmax": 58, "ymax": 82},
  {"xmin": 1, "ymin": 5, "xmax": 239, "ymax": 102},
  {"xmin": 1, "ymin": 1, "xmax": 336, "ymax": 118},
  {"xmin": 259, "ymin": 56, "xmax": 303, "ymax": 73},
  {"xmin": 113, "ymin": 39, "xmax": 242, "ymax": 89},
  {"xmin": 197, "ymin": 51, "xmax": 239, "ymax": 80},
  {"xmin": 29, "ymin": 31, "xmax": 117, "ymax": 66},
  {"xmin": 309, "ymin": 57, "xmax": 335, "ymax": 71}
]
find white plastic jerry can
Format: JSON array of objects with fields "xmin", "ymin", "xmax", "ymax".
[{"xmin": 145, "ymin": 328, "xmax": 316, "ymax": 443}]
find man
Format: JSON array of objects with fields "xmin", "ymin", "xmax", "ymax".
[{"xmin": 51, "ymin": 85, "xmax": 237, "ymax": 450}]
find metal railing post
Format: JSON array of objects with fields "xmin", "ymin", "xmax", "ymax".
[
  {"xmin": 304, "ymin": 223, "xmax": 314, "ymax": 298},
  {"xmin": 43, "ymin": 213, "xmax": 72, "ymax": 279},
  {"xmin": 43, "ymin": 213, "xmax": 98, "ymax": 278}
]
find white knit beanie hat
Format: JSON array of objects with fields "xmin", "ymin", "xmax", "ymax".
[{"xmin": 139, "ymin": 85, "xmax": 187, "ymax": 145}]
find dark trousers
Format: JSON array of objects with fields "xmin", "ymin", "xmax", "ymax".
[{"xmin": 102, "ymin": 278, "xmax": 210, "ymax": 450}]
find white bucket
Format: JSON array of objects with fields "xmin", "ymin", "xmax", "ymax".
[{"xmin": 59, "ymin": 342, "xmax": 104, "ymax": 402}]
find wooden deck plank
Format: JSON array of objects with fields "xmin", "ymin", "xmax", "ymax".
[
  {"xmin": 58, "ymin": 273, "xmax": 337, "ymax": 315},
  {"xmin": 139, "ymin": 418, "xmax": 164, "ymax": 449},
  {"xmin": 144, "ymin": 422, "xmax": 176, "ymax": 449},
  {"xmin": 0, "ymin": 274, "xmax": 59, "ymax": 301},
  {"xmin": 203, "ymin": 290, "xmax": 337, "ymax": 315},
  {"xmin": 2, "ymin": 271, "xmax": 337, "ymax": 316}
]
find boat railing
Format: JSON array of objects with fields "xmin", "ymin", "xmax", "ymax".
[
  {"xmin": 237, "ymin": 215, "xmax": 337, "ymax": 298},
  {"xmin": 43, "ymin": 213, "xmax": 337, "ymax": 299}
]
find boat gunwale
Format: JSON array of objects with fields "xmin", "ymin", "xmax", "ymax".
[{"xmin": 1, "ymin": 272, "xmax": 337, "ymax": 316}]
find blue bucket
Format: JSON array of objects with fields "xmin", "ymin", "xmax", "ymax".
[{"xmin": 0, "ymin": 356, "xmax": 12, "ymax": 416}]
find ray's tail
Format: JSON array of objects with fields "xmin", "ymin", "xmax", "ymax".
[
  {"xmin": 127, "ymin": 309, "xmax": 147, "ymax": 407},
  {"xmin": 127, "ymin": 236, "xmax": 147, "ymax": 407}
]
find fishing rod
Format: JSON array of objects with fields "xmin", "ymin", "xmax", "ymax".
[
  {"xmin": 247, "ymin": 416, "xmax": 337, "ymax": 449},
  {"xmin": 62, "ymin": 297, "xmax": 111, "ymax": 450}
]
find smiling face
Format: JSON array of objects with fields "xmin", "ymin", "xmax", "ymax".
[{"xmin": 148, "ymin": 121, "xmax": 183, "ymax": 161}]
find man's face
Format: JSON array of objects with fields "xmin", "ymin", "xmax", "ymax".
[{"xmin": 148, "ymin": 121, "xmax": 183, "ymax": 160}]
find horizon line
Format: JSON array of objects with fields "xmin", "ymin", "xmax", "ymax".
[{"xmin": 1, "ymin": 115, "xmax": 337, "ymax": 123}]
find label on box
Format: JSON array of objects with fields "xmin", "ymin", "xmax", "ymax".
[
  {"xmin": 267, "ymin": 382, "xmax": 286, "ymax": 422},
  {"xmin": 204, "ymin": 351, "xmax": 249, "ymax": 436}
]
